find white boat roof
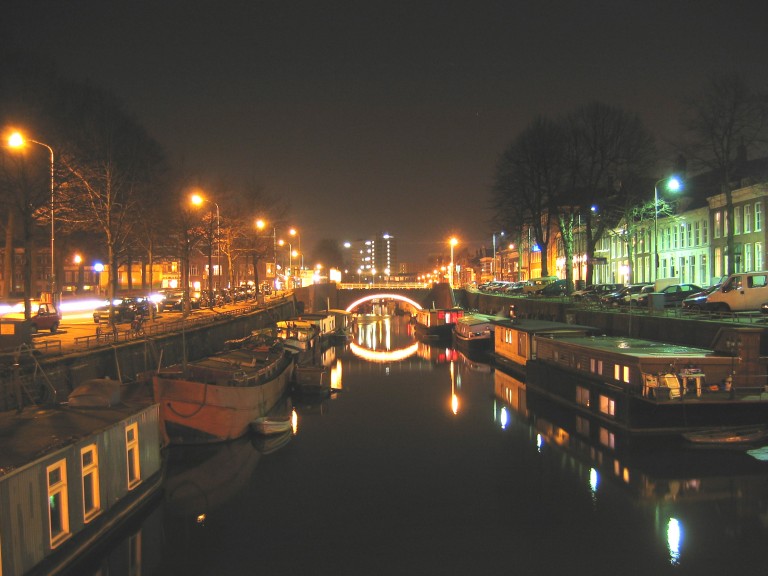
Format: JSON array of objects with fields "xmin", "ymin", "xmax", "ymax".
[{"xmin": 543, "ymin": 335, "xmax": 716, "ymax": 359}]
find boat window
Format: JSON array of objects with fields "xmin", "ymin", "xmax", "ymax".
[
  {"xmin": 81, "ymin": 444, "xmax": 101, "ymax": 522},
  {"xmin": 47, "ymin": 459, "xmax": 71, "ymax": 548},
  {"xmin": 126, "ymin": 423, "xmax": 142, "ymax": 489}
]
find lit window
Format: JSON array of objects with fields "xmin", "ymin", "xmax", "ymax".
[
  {"xmin": 599, "ymin": 427, "xmax": 615, "ymax": 448},
  {"xmin": 623, "ymin": 366, "xmax": 630, "ymax": 384},
  {"xmin": 714, "ymin": 212, "xmax": 721, "ymax": 238},
  {"xmin": 126, "ymin": 423, "xmax": 141, "ymax": 489},
  {"xmin": 81, "ymin": 445, "xmax": 101, "ymax": 522},
  {"xmin": 47, "ymin": 460, "xmax": 70, "ymax": 547},
  {"xmin": 755, "ymin": 202, "xmax": 762, "ymax": 232},
  {"xmin": 745, "ymin": 204, "xmax": 752, "ymax": 233},
  {"xmin": 599, "ymin": 395, "xmax": 616, "ymax": 417}
]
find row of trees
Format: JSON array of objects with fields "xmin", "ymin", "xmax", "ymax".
[
  {"xmin": 490, "ymin": 73, "xmax": 768, "ymax": 288},
  {"xmin": 0, "ymin": 53, "xmax": 296, "ymax": 318}
]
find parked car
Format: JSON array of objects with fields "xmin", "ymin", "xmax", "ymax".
[
  {"xmin": 503, "ymin": 281, "xmax": 527, "ymax": 295},
  {"xmin": 162, "ymin": 290, "xmax": 191, "ymax": 312},
  {"xmin": 636, "ymin": 283, "xmax": 702, "ymax": 307},
  {"xmin": 93, "ymin": 296, "xmax": 153, "ymax": 324},
  {"xmin": 2, "ymin": 301, "xmax": 62, "ymax": 333},
  {"xmin": 682, "ymin": 284, "xmax": 722, "ymax": 311},
  {"xmin": 579, "ymin": 283, "xmax": 624, "ymax": 302},
  {"xmin": 600, "ymin": 283, "xmax": 652, "ymax": 306},
  {"xmin": 538, "ymin": 279, "xmax": 573, "ymax": 296}
]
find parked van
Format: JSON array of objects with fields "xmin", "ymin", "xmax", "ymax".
[
  {"xmin": 705, "ymin": 271, "xmax": 768, "ymax": 312},
  {"xmin": 522, "ymin": 276, "xmax": 558, "ymax": 295}
]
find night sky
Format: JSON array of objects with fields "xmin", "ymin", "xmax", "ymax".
[{"xmin": 6, "ymin": 0, "xmax": 768, "ymax": 266}]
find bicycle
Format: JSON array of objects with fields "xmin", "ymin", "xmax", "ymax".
[
  {"xmin": 130, "ymin": 315, "xmax": 146, "ymax": 338},
  {"xmin": 96, "ymin": 323, "xmax": 118, "ymax": 343}
]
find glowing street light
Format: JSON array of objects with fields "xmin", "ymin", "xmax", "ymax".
[
  {"xmin": 190, "ymin": 192, "xmax": 220, "ymax": 306},
  {"xmin": 449, "ymin": 237, "xmax": 458, "ymax": 287},
  {"xmin": 7, "ymin": 131, "xmax": 56, "ymax": 299},
  {"xmin": 289, "ymin": 228, "xmax": 303, "ymax": 271},
  {"xmin": 256, "ymin": 219, "xmax": 277, "ymax": 289},
  {"xmin": 653, "ymin": 176, "xmax": 682, "ymax": 281}
]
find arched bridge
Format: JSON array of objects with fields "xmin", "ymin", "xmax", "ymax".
[{"xmin": 335, "ymin": 283, "xmax": 457, "ymax": 312}]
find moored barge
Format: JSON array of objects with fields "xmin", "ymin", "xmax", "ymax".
[
  {"xmin": 492, "ymin": 317, "xmax": 599, "ymax": 379},
  {"xmin": 453, "ymin": 313, "xmax": 502, "ymax": 355},
  {"xmin": 153, "ymin": 334, "xmax": 294, "ymax": 444},
  {"xmin": 526, "ymin": 326, "xmax": 768, "ymax": 434},
  {"xmin": 413, "ymin": 307, "xmax": 464, "ymax": 341}
]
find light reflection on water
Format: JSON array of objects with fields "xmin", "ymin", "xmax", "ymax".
[{"xmin": 68, "ymin": 314, "xmax": 768, "ymax": 576}]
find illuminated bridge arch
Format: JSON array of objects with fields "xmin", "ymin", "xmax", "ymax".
[{"xmin": 344, "ymin": 293, "xmax": 424, "ymax": 313}]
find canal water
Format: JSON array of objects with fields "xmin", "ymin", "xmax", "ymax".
[{"xmin": 70, "ymin": 315, "xmax": 768, "ymax": 576}]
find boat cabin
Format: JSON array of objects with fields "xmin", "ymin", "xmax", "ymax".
[{"xmin": 493, "ymin": 318, "xmax": 598, "ymax": 374}]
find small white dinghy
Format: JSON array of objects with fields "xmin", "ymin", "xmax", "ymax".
[{"xmin": 251, "ymin": 410, "xmax": 297, "ymax": 436}]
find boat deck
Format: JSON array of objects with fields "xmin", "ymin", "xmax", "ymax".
[{"xmin": 552, "ymin": 334, "xmax": 716, "ymax": 358}]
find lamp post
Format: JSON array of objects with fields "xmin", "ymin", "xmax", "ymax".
[
  {"xmin": 256, "ymin": 219, "xmax": 277, "ymax": 291},
  {"xmin": 653, "ymin": 176, "xmax": 682, "ymax": 282},
  {"xmin": 289, "ymin": 228, "xmax": 302, "ymax": 273},
  {"xmin": 449, "ymin": 237, "xmax": 458, "ymax": 287},
  {"xmin": 492, "ymin": 231, "xmax": 504, "ymax": 281},
  {"xmin": 191, "ymin": 193, "xmax": 220, "ymax": 307},
  {"xmin": 7, "ymin": 132, "xmax": 56, "ymax": 300},
  {"xmin": 278, "ymin": 239, "xmax": 293, "ymax": 287}
]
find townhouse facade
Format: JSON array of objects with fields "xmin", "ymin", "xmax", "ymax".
[{"xmin": 478, "ymin": 180, "xmax": 768, "ymax": 289}]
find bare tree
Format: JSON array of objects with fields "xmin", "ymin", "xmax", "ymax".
[
  {"xmin": 563, "ymin": 101, "xmax": 657, "ymax": 285},
  {"xmin": 492, "ymin": 116, "xmax": 567, "ymax": 278},
  {"xmin": 680, "ymin": 72, "xmax": 768, "ymax": 275},
  {"xmin": 57, "ymin": 83, "xmax": 166, "ymax": 308}
]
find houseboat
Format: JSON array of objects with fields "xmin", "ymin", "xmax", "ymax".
[
  {"xmin": 452, "ymin": 313, "xmax": 503, "ymax": 355},
  {"xmin": 0, "ymin": 382, "xmax": 163, "ymax": 576},
  {"xmin": 153, "ymin": 333, "xmax": 294, "ymax": 444},
  {"xmin": 323, "ymin": 308, "xmax": 354, "ymax": 340},
  {"xmin": 295, "ymin": 312, "xmax": 336, "ymax": 342},
  {"xmin": 413, "ymin": 307, "xmax": 464, "ymax": 341},
  {"xmin": 275, "ymin": 319, "xmax": 319, "ymax": 355},
  {"xmin": 493, "ymin": 370, "xmax": 768, "ymax": 535},
  {"xmin": 525, "ymin": 326, "xmax": 768, "ymax": 435},
  {"xmin": 492, "ymin": 318, "xmax": 599, "ymax": 379}
]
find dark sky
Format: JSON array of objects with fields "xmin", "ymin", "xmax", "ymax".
[{"xmin": 7, "ymin": 0, "xmax": 768, "ymax": 266}]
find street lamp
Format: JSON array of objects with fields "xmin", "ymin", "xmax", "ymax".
[
  {"xmin": 492, "ymin": 231, "xmax": 505, "ymax": 281},
  {"xmin": 278, "ymin": 239, "xmax": 293, "ymax": 286},
  {"xmin": 289, "ymin": 228, "xmax": 302, "ymax": 272},
  {"xmin": 191, "ymin": 193, "xmax": 220, "ymax": 307},
  {"xmin": 7, "ymin": 131, "xmax": 56, "ymax": 300},
  {"xmin": 449, "ymin": 237, "xmax": 458, "ymax": 287},
  {"xmin": 653, "ymin": 176, "xmax": 682, "ymax": 282},
  {"xmin": 256, "ymin": 219, "xmax": 277, "ymax": 290}
]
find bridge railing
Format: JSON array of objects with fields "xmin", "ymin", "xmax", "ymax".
[{"xmin": 338, "ymin": 283, "xmax": 430, "ymax": 290}]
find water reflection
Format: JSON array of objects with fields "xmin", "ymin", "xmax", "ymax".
[
  {"xmin": 493, "ymin": 368, "xmax": 768, "ymax": 569},
  {"xmin": 65, "ymin": 315, "xmax": 768, "ymax": 575}
]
